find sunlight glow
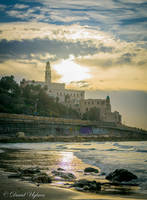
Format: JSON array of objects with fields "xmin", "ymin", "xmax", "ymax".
[{"xmin": 53, "ymin": 56, "xmax": 91, "ymax": 83}]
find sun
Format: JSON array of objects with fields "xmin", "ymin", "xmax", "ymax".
[{"xmin": 53, "ymin": 56, "xmax": 91, "ymax": 83}]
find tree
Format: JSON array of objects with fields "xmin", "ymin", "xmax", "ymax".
[
  {"xmin": 82, "ymin": 107, "xmax": 101, "ymax": 121},
  {"xmin": 0, "ymin": 75, "xmax": 81, "ymax": 119},
  {"xmin": 0, "ymin": 75, "xmax": 20, "ymax": 97}
]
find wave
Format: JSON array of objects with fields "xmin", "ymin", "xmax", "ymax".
[
  {"xmin": 136, "ymin": 149, "xmax": 147, "ymax": 153},
  {"xmin": 113, "ymin": 142, "xmax": 134, "ymax": 149}
]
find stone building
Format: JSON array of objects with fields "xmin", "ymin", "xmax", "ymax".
[
  {"xmin": 80, "ymin": 96, "xmax": 121, "ymax": 123},
  {"xmin": 22, "ymin": 61, "xmax": 121, "ymax": 124},
  {"xmin": 22, "ymin": 61, "xmax": 85, "ymax": 110}
]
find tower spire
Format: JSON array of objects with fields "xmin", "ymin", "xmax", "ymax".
[{"xmin": 45, "ymin": 61, "xmax": 51, "ymax": 84}]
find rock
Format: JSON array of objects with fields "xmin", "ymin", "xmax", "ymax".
[
  {"xmin": 57, "ymin": 168, "xmax": 65, "ymax": 171},
  {"xmin": 84, "ymin": 167, "xmax": 99, "ymax": 173},
  {"xmin": 21, "ymin": 167, "xmax": 40, "ymax": 176},
  {"xmin": 8, "ymin": 173, "xmax": 22, "ymax": 178},
  {"xmin": 5, "ymin": 166, "xmax": 20, "ymax": 173},
  {"xmin": 73, "ymin": 179, "xmax": 101, "ymax": 192},
  {"xmin": 32, "ymin": 174, "xmax": 52, "ymax": 183},
  {"xmin": 52, "ymin": 170, "xmax": 76, "ymax": 180},
  {"xmin": 106, "ymin": 169, "xmax": 138, "ymax": 182}
]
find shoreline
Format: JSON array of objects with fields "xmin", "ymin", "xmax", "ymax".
[
  {"xmin": 0, "ymin": 135, "xmax": 147, "ymax": 143},
  {"xmin": 1, "ymin": 174, "xmax": 147, "ymax": 200},
  {"xmin": 0, "ymin": 173, "xmax": 80, "ymax": 200},
  {"xmin": 0, "ymin": 147, "xmax": 147, "ymax": 200}
]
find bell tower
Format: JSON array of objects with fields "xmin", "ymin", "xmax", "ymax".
[{"xmin": 45, "ymin": 61, "xmax": 51, "ymax": 84}]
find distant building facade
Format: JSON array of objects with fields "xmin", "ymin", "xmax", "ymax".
[
  {"xmin": 21, "ymin": 61, "xmax": 85, "ymax": 109},
  {"xmin": 80, "ymin": 96, "xmax": 121, "ymax": 123},
  {"xmin": 22, "ymin": 61, "xmax": 122, "ymax": 124}
]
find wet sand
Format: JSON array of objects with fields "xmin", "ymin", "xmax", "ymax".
[
  {"xmin": 0, "ymin": 148, "xmax": 147, "ymax": 200},
  {"xmin": 0, "ymin": 173, "xmax": 79, "ymax": 200},
  {"xmin": 1, "ymin": 173, "xmax": 147, "ymax": 200}
]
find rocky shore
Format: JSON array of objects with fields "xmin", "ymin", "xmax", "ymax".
[
  {"xmin": 0, "ymin": 147, "xmax": 147, "ymax": 200},
  {"xmin": 5, "ymin": 166, "xmax": 139, "ymax": 193}
]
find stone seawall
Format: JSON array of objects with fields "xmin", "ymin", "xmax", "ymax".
[{"xmin": 0, "ymin": 113, "xmax": 146, "ymax": 137}]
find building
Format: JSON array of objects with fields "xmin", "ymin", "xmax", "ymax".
[
  {"xmin": 80, "ymin": 96, "xmax": 121, "ymax": 123},
  {"xmin": 22, "ymin": 61, "xmax": 122, "ymax": 124},
  {"xmin": 21, "ymin": 61, "xmax": 85, "ymax": 110}
]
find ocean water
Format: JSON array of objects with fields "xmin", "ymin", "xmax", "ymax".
[{"xmin": 0, "ymin": 141, "xmax": 147, "ymax": 194}]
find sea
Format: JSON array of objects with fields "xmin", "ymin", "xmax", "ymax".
[{"xmin": 0, "ymin": 141, "xmax": 147, "ymax": 195}]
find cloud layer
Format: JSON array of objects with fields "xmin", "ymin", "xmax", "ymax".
[{"xmin": 0, "ymin": 0, "xmax": 146, "ymax": 91}]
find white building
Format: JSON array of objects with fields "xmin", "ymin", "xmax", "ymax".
[
  {"xmin": 22, "ymin": 61, "xmax": 122, "ymax": 124},
  {"xmin": 22, "ymin": 61, "xmax": 85, "ymax": 110}
]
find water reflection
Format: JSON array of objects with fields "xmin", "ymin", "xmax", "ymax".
[{"xmin": 59, "ymin": 152, "xmax": 74, "ymax": 171}]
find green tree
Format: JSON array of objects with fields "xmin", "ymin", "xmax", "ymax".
[
  {"xmin": 0, "ymin": 75, "xmax": 81, "ymax": 119},
  {"xmin": 82, "ymin": 107, "xmax": 101, "ymax": 121}
]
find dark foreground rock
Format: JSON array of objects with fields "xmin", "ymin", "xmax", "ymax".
[
  {"xmin": 8, "ymin": 173, "xmax": 22, "ymax": 178},
  {"xmin": 52, "ymin": 170, "xmax": 76, "ymax": 180},
  {"xmin": 8, "ymin": 167, "xmax": 41, "ymax": 179},
  {"xmin": 21, "ymin": 167, "xmax": 41, "ymax": 176},
  {"xmin": 8, "ymin": 167, "xmax": 52, "ymax": 184},
  {"xmin": 32, "ymin": 174, "xmax": 52, "ymax": 183},
  {"xmin": 84, "ymin": 167, "xmax": 99, "ymax": 173},
  {"xmin": 57, "ymin": 168, "xmax": 65, "ymax": 171},
  {"xmin": 73, "ymin": 179, "xmax": 101, "ymax": 192},
  {"xmin": 106, "ymin": 169, "xmax": 138, "ymax": 182}
]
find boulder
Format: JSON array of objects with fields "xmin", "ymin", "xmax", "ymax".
[
  {"xmin": 32, "ymin": 174, "xmax": 52, "ymax": 183},
  {"xmin": 21, "ymin": 167, "xmax": 40, "ymax": 176},
  {"xmin": 84, "ymin": 167, "xmax": 99, "ymax": 173},
  {"xmin": 8, "ymin": 173, "xmax": 22, "ymax": 178},
  {"xmin": 106, "ymin": 169, "xmax": 138, "ymax": 182},
  {"xmin": 52, "ymin": 170, "xmax": 76, "ymax": 180},
  {"xmin": 57, "ymin": 168, "xmax": 64, "ymax": 171},
  {"xmin": 73, "ymin": 179, "xmax": 101, "ymax": 192}
]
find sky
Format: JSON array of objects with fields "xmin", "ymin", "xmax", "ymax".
[{"xmin": 0, "ymin": 0, "xmax": 146, "ymax": 129}]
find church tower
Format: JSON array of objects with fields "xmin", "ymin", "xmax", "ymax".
[
  {"xmin": 45, "ymin": 61, "xmax": 51, "ymax": 84},
  {"xmin": 106, "ymin": 96, "xmax": 111, "ymax": 112}
]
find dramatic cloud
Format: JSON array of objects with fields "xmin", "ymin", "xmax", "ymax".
[
  {"xmin": 0, "ymin": 22, "xmax": 146, "ymax": 91},
  {"xmin": 0, "ymin": 22, "xmax": 115, "ymax": 43}
]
